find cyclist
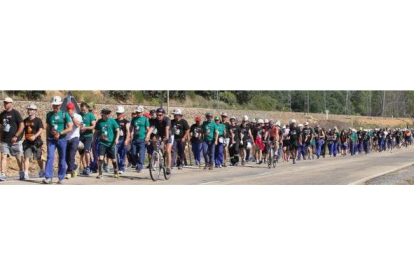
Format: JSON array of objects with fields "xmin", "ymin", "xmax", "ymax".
[
  {"xmin": 149, "ymin": 108, "xmax": 172, "ymax": 175},
  {"xmin": 267, "ymin": 120, "xmax": 282, "ymax": 162}
]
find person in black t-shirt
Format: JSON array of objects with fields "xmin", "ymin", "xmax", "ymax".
[
  {"xmin": 0, "ymin": 97, "xmax": 24, "ymax": 181},
  {"xmin": 115, "ymin": 106, "xmax": 131, "ymax": 174},
  {"xmin": 22, "ymin": 104, "xmax": 45, "ymax": 180},
  {"xmin": 288, "ymin": 120, "xmax": 301, "ymax": 164},
  {"xmin": 149, "ymin": 108, "xmax": 172, "ymax": 175},
  {"xmin": 171, "ymin": 109, "xmax": 190, "ymax": 169},
  {"xmin": 190, "ymin": 116, "xmax": 203, "ymax": 166},
  {"xmin": 221, "ymin": 112, "xmax": 231, "ymax": 167},
  {"xmin": 229, "ymin": 116, "xmax": 241, "ymax": 166}
]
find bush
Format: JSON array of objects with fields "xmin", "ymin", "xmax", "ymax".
[
  {"xmin": 108, "ymin": 91, "xmax": 131, "ymax": 102},
  {"xmin": 220, "ymin": 92, "xmax": 237, "ymax": 106}
]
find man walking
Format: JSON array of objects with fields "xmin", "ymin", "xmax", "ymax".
[{"xmin": 65, "ymin": 103, "xmax": 83, "ymax": 179}]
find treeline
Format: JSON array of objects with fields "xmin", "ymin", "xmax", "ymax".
[
  {"xmin": 107, "ymin": 91, "xmax": 414, "ymax": 117},
  {"xmin": 3, "ymin": 90, "xmax": 414, "ymax": 117}
]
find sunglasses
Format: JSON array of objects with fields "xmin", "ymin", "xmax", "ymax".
[{"xmin": 157, "ymin": 114, "xmax": 163, "ymax": 117}]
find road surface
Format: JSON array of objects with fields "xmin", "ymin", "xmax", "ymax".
[{"xmin": 3, "ymin": 146, "xmax": 414, "ymax": 185}]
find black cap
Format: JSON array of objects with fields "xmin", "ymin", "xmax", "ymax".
[{"xmin": 101, "ymin": 108, "xmax": 111, "ymax": 115}]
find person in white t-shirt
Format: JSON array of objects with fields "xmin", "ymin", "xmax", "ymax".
[{"xmin": 65, "ymin": 103, "xmax": 83, "ymax": 179}]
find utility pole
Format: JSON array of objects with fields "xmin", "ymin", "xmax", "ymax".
[
  {"xmin": 324, "ymin": 91, "xmax": 327, "ymax": 113},
  {"xmin": 289, "ymin": 91, "xmax": 292, "ymax": 112},
  {"xmin": 346, "ymin": 91, "xmax": 350, "ymax": 116},
  {"xmin": 369, "ymin": 91, "xmax": 372, "ymax": 116},
  {"xmin": 382, "ymin": 90, "xmax": 386, "ymax": 117},
  {"xmin": 167, "ymin": 90, "xmax": 170, "ymax": 114},
  {"xmin": 307, "ymin": 91, "xmax": 310, "ymax": 115}
]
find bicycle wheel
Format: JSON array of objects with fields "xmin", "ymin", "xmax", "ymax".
[
  {"xmin": 268, "ymin": 148, "xmax": 273, "ymax": 169},
  {"xmin": 149, "ymin": 151, "xmax": 161, "ymax": 182},
  {"xmin": 163, "ymin": 160, "xmax": 172, "ymax": 180}
]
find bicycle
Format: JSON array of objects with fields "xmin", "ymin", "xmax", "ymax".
[
  {"xmin": 267, "ymin": 140, "xmax": 278, "ymax": 169},
  {"xmin": 149, "ymin": 141, "xmax": 172, "ymax": 182}
]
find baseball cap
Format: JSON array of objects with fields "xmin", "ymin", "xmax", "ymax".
[
  {"xmin": 195, "ymin": 116, "xmax": 202, "ymax": 122},
  {"xmin": 221, "ymin": 112, "xmax": 228, "ymax": 117},
  {"xmin": 4, "ymin": 97, "xmax": 13, "ymax": 103},
  {"xmin": 27, "ymin": 103, "xmax": 37, "ymax": 110},
  {"xmin": 67, "ymin": 103, "xmax": 76, "ymax": 110},
  {"xmin": 101, "ymin": 108, "xmax": 111, "ymax": 115}
]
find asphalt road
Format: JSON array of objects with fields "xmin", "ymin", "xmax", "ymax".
[{"xmin": 3, "ymin": 146, "xmax": 414, "ymax": 185}]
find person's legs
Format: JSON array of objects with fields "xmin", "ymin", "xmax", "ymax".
[
  {"xmin": 137, "ymin": 140, "xmax": 146, "ymax": 171},
  {"xmin": 202, "ymin": 141, "xmax": 209, "ymax": 165},
  {"xmin": 45, "ymin": 139, "xmax": 57, "ymax": 179},
  {"xmin": 117, "ymin": 139, "xmax": 126, "ymax": 172},
  {"xmin": 57, "ymin": 138, "xmax": 68, "ymax": 181},
  {"xmin": 209, "ymin": 141, "xmax": 215, "ymax": 166},
  {"xmin": 171, "ymin": 140, "xmax": 179, "ymax": 168}
]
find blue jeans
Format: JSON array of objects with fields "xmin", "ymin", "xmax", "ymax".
[
  {"xmin": 203, "ymin": 141, "xmax": 215, "ymax": 165},
  {"xmin": 131, "ymin": 140, "xmax": 147, "ymax": 170},
  {"xmin": 192, "ymin": 141, "xmax": 203, "ymax": 164},
  {"xmin": 45, "ymin": 137, "xmax": 68, "ymax": 180},
  {"xmin": 317, "ymin": 139, "xmax": 324, "ymax": 157},
  {"xmin": 215, "ymin": 142, "xmax": 224, "ymax": 166},
  {"xmin": 350, "ymin": 142, "xmax": 356, "ymax": 156},
  {"xmin": 357, "ymin": 141, "xmax": 363, "ymax": 153},
  {"xmin": 90, "ymin": 136, "xmax": 99, "ymax": 171},
  {"xmin": 363, "ymin": 140, "xmax": 370, "ymax": 154},
  {"xmin": 116, "ymin": 138, "xmax": 127, "ymax": 172},
  {"xmin": 172, "ymin": 140, "xmax": 186, "ymax": 167},
  {"xmin": 66, "ymin": 137, "xmax": 79, "ymax": 174}
]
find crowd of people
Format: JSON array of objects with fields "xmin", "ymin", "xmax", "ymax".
[{"xmin": 0, "ymin": 95, "xmax": 413, "ymax": 183}]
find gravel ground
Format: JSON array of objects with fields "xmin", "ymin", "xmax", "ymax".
[{"xmin": 366, "ymin": 165, "xmax": 414, "ymax": 185}]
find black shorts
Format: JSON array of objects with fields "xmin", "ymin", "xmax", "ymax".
[
  {"xmin": 80, "ymin": 136, "xmax": 93, "ymax": 154},
  {"xmin": 23, "ymin": 141, "xmax": 42, "ymax": 160},
  {"xmin": 98, "ymin": 144, "xmax": 116, "ymax": 159},
  {"xmin": 283, "ymin": 140, "xmax": 290, "ymax": 148},
  {"xmin": 289, "ymin": 142, "xmax": 298, "ymax": 150}
]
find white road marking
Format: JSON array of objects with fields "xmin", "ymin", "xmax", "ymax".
[{"xmin": 199, "ymin": 181, "xmax": 221, "ymax": 185}]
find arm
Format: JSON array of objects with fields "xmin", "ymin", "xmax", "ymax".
[
  {"xmin": 71, "ymin": 115, "xmax": 82, "ymax": 128},
  {"xmin": 12, "ymin": 122, "xmax": 25, "ymax": 143},
  {"xmin": 124, "ymin": 122, "xmax": 131, "ymax": 145}
]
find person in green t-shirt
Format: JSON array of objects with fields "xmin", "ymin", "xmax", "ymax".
[
  {"xmin": 93, "ymin": 108, "xmax": 120, "ymax": 179},
  {"xmin": 43, "ymin": 96, "xmax": 74, "ymax": 185},
  {"xmin": 130, "ymin": 105, "xmax": 152, "ymax": 172},
  {"xmin": 201, "ymin": 113, "xmax": 218, "ymax": 170},
  {"xmin": 79, "ymin": 102, "xmax": 97, "ymax": 176},
  {"xmin": 214, "ymin": 116, "xmax": 227, "ymax": 168},
  {"xmin": 350, "ymin": 129, "xmax": 357, "ymax": 156}
]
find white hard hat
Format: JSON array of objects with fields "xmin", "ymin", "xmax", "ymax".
[
  {"xmin": 264, "ymin": 119, "xmax": 269, "ymax": 124},
  {"xmin": 290, "ymin": 119, "xmax": 297, "ymax": 124},
  {"xmin": 243, "ymin": 115, "xmax": 249, "ymax": 121},
  {"xmin": 298, "ymin": 124, "xmax": 303, "ymax": 127},
  {"xmin": 51, "ymin": 96, "xmax": 63, "ymax": 105},
  {"xmin": 26, "ymin": 103, "xmax": 37, "ymax": 110},
  {"xmin": 116, "ymin": 105, "xmax": 125, "ymax": 114},
  {"xmin": 230, "ymin": 116, "xmax": 237, "ymax": 120},
  {"xmin": 135, "ymin": 105, "xmax": 145, "ymax": 113},
  {"xmin": 304, "ymin": 122, "xmax": 309, "ymax": 126},
  {"xmin": 276, "ymin": 121, "xmax": 281, "ymax": 126},
  {"xmin": 172, "ymin": 108, "xmax": 183, "ymax": 115},
  {"xmin": 258, "ymin": 119, "xmax": 264, "ymax": 124}
]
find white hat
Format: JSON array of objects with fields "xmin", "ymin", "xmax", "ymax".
[
  {"xmin": 298, "ymin": 124, "xmax": 303, "ymax": 127},
  {"xmin": 230, "ymin": 116, "xmax": 237, "ymax": 120},
  {"xmin": 51, "ymin": 96, "xmax": 63, "ymax": 105},
  {"xmin": 264, "ymin": 119, "xmax": 269, "ymax": 124},
  {"xmin": 276, "ymin": 121, "xmax": 281, "ymax": 126},
  {"xmin": 3, "ymin": 97, "xmax": 13, "ymax": 103},
  {"xmin": 172, "ymin": 108, "xmax": 183, "ymax": 115},
  {"xmin": 116, "ymin": 105, "xmax": 125, "ymax": 113},
  {"xmin": 258, "ymin": 119, "xmax": 264, "ymax": 124},
  {"xmin": 243, "ymin": 115, "xmax": 249, "ymax": 121},
  {"xmin": 221, "ymin": 112, "xmax": 228, "ymax": 117},
  {"xmin": 290, "ymin": 119, "xmax": 297, "ymax": 124},
  {"xmin": 26, "ymin": 103, "xmax": 37, "ymax": 110},
  {"xmin": 304, "ymin": 122, "xmax": 309, "ymax": 126},
  {"xmin": 135, "ymin": 105, "xmax": 145, "ymax": 113}
]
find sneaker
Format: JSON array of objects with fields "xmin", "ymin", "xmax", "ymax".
[
  {"xmin": 293, "ymin": 159, "xmax": 296, "ymax": 165},
  {"xmin": 57, "ymin": 179, "xmax": 64, "ymax": 184},
  {"xmin": 209, "ymin": 164, "xmax": 214, "ymax": 170},
  {"xmin": 178, "ymin": 165, "xmax": 183, "ymax": 170},
  {"xmin": 19, "ymin": 171, "xmax": 25, "ymax": 180},
  {"xmin": 65, "ymin": 174, "xmax": 72, "ymax": 180},
  {"xmin": 23, "ymin": 172, "xmax": 30, "ymax": 181},
  {"xmin": 219, "ymin": 165, "xmax": 223, "ymax": 168},
  {"xmin": 96, "ymin": 174, "xmax": 103, "ymax": 179},
  {"xmin": 39, "ymin": 170, "xmax": 45, "ymax": 178},
  {"xmin": 0, "ymin": 173, "xmax": 7, "ymax": 181},
  {"xmin": 223, "ymin": 163, "xmax": 227, "ymax": 167},
  {"xmin": 103, "ymin": 164, "xmax": 109, "ymax": 173},
  {"xmin": 42, "ymin": 178, "xmax": 52, "ymax": 184},
  {"xmin": 166, "ymin": 168, "xmax": 171, "ymax": 175},
  {"xmin": 85, "ymin": 168, "xmax": 91, "ymax": 176},
  {"xmin": 204, "ymin": 165, "xmax": 208, "ymax": 170},
  {"xmin": 114, "ymin": 173, "xmax": 120, "ymax": 179},
  {"xmin": 136, "ymin": 169, "xmax": 142, "ymax": 173},
  {"xmin": 119, "ymin": 170, "xmax": 124, "ymax": 175}
]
